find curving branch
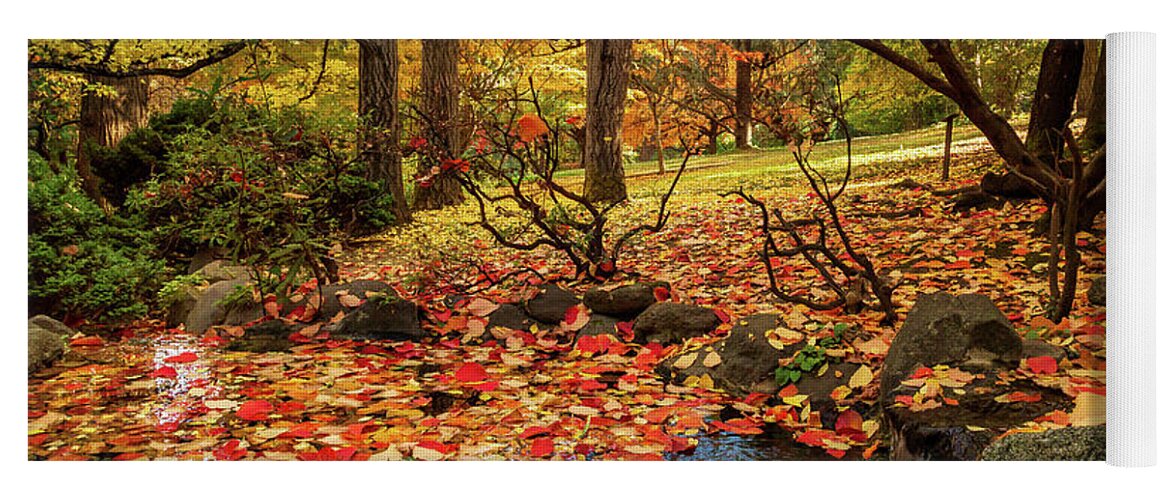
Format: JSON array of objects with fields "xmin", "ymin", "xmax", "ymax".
[{"xmin": 30, "ymin": 40, "xmax": 249, "ymax": 78}]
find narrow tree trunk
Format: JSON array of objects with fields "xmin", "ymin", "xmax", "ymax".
[
  {"xmin": 583, "ymin": 39, "xmax": 632, "ymax": 204},
  {"xmin": 414, "ymin": 39, "xmax": 465, "ymax": 210},
  {"xmin": 1081, "ymin": 42, "xmax": 1107, "ymax": 151},
  {"xmin": 75, "ymin": 74, "xmax": 149, "ymax": 211},
  {"xmin": 706, "ymin": 124, "xmax": 720, "ymax": 155},
  {"xmin": 650, "ymin": 99, "xmax": 666, "ymax": 174},
  {"xmin": 942, "ymin": 113, "xmax": 958, "ymax": 181},
  {"xmin": 1024, "ymin": 40, "xmax": 1084, "ymax": 169},
  {"xmin": 1075, "ymin": 39, "xmax": 1103, "ymax": 116},
  {"xmin": 358, "ymin": 39, "xmax": 411, "ymax": 224},
  {"xmin": 734, "ymin": 40, "xmax": 754, "ymax": 150}
]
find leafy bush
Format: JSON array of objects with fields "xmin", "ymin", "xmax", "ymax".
[
  {"xmin": 28, "ymin": 155, "xmax": 168, "ymax": 321},
  {"xmin": 124, "ymin": 93, "xmax": 398, "ymax": 297}
]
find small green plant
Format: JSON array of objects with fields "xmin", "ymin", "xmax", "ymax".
[
  {"xmin": 214, "ymin": 283, "xmax": 257, "ymax": 311},
  {"xmin": 775, "ymin": 323, "xmax": 847, "ymax": 385},
  {"xmin": 157, "ymin": 273, "xmax": 208, "ymax": 308}
]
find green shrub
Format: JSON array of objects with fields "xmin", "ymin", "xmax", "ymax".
[{"xmin": 28, "ymin": 155, "xmax": 168, "ymax": 322}]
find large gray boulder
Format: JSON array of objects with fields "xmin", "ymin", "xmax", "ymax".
[
  {"xmin": 325, "ymin": 298, "xmax": 423, "ymax": 340},
  {"xmin": 981, "ymin": 425, "xmax": 1106, "ymax": 461},
  {"xmin": 184, "ymin": 278, "xmax": 263, "ymax": 334},
  {"xmin": 524, "ymin": 285, "xmax": 581, "ymax": 324},
  {"xmin": 633, "ymin": 302, "xmax": 721, "ymax": 344},
  {"xmin": 656, "ymin": 313, "xmax": 796, "ymax": 396},
  {"xmin": 487, "ymin": 303, "xmax": 548, "ymax": 333},
  {"xmin": 880, "ymin": 293, "xmax": 1023, "ymax": 399},
  {"xmin": 583, "ymin": 282, "xmax": 666, "ymax": 319},
  {"xmin": 28, "ymin": 316, "xmax": 70, "ymax": 373},
  {"xmin": 196, "ymin": 260, "xmax": 251, "ymax": 284}
]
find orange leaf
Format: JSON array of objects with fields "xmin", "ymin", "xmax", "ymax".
[
  {"xmin": 517, "ymin": 114, "xmax": 549, "ymax": 143},
  {"xmin": 529, "ymin": 437, "xmax": 554, "ymax": 457}
]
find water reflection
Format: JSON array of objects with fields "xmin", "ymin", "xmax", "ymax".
[{"xmin": 150, "ymin": 334, "xmax": 219, "ymax": 427}]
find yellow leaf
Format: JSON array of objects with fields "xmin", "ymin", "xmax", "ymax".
[
  {"xmin": 673, "ymin": 352, "xmax": 699, "ymax": 370},
  {"xmin": 411, "ymin": 446, "xmax": 445, "ymax": 461},
  {"xmin": 702, "ymin": 351, "xmax": 722, "ymax": 368},
  {"xmin": 848, "ymin": 365, "xmax": 874, "ymax": 389},
  {"xmin": 1070, "ymin": 392, "xmax": 1106, "ymax": 427},
  {"xmin": 337, "ymin": 293, "xmax": 362, "ymax": 308}
]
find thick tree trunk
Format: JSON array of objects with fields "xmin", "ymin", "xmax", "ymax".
[
  {"xmin": 358, "ymin": 39, "xmax": 411, "ymax": 224},
  {"xmin": 75, "ymin": 74, "xmax": 149, "ymax": 211},
  {"xmin": 1081, "ymin": 42, "xmax": 1107, "ymax": 152},
  {"xmin": 414, "ymin": 39, "xmax": 465, "ymax": 210},
  {"xmin": 583, "ymin": 39, "xmax": 632, "ymax": 204},
  {"xmin": 1075, "ymin": 39, "xmax": 1103, "ymax": 116},
  {"xmin": 1024, "ymin": 40, "xmax": 1084, "ymax": 169},
  {"xmin": 734, "ymin": 40, "xmax": 754, "ymax": 150}
]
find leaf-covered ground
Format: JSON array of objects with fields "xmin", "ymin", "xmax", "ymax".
[{"xmin": 28, "ymin": 134, "xmax": 1106, "ymax": 460}]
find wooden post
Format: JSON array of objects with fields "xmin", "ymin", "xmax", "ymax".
[{"xmin": 941, "ymin": 113, "xmax": 959, "ymax": 181}]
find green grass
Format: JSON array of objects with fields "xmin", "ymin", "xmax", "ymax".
[{"xmin": 552, "ymin": 119, "xmax": 1009, "ymax": 195}]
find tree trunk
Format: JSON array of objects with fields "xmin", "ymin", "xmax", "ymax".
[
  {"xmin": 1024, "ymin": 40, "xmax": 1084, "ymax": 169},
  {"xmin": 734, "ymin": 40, "xmax": 754, "ymax": 150},
  {"xmin": 650, "ymin": 99, "xmax": 666, "ymax": 174},
  {"xmin": 414, "ymin": 39, "xmax": 465, "ymax": 210},
  {"xmin": 1075, "ymin": 39, "xmax": 1103, "ymax": 116},
  {"xmin": 358, "ymin": 39, "xmax": 411, "ymax": 224},
  {"xmin": 706, "ymin": 124, "xmax": 720, "ymax": 155},
  {"xmin": 75, "ymin": 74, "xmax": 149, "ymax": 211},
  {"xmin": 1081, "ymin": 42, "xmax": 1107, "ymax": 151},
  {"xmin": 583, "ymin": 39, "xmax": 632, "ymax": 204}
]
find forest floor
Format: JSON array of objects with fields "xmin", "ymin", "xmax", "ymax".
[{"xmin": 28, "ymin": 126, "xmax": 1107, "ymax": 460}]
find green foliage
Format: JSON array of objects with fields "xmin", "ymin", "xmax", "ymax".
[
  {"xmin": 28, "ymin": 155, "xmax": 168, "ymax": 321},
  {"xmin": 124, "ymin": 92, "xmax": 398, "ymax": 298},
  {"xmin": 775, "ymin": 323, "xmax": 847, "ymax": 386},
  {"xmin": 157, "ymin": 273, "xmax": 207, "ymax": 308}
]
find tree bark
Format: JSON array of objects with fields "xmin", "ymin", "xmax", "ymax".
[
  {"xmin": 1075, "ymin": 39, "xmax": 1103, "ymax": 115},
  {"xmin": 650, "ymin": 99, "xmax": 666, "ymax": 174},
  {"xmin": 75, "ymin": 74, "xmax": 149, "ymax": 211},
  {"xmin": 1081, "ymin": 42, "xmax": 1107, "ymax": 151},
  {"xmin": 583, "ymin": 39, "xmax": 632, "ymax": 204},
  {"xmin": 414, "ymin": 39, "xmax": 465, "ymax": 210},
  {"xmin": 1024, "ymin": 40, "xmax": 1083, "ymax": 169},
  {"xmin": 734, "ymin": 40, "xmax": 754, "ymax": 150},
  {"xmin": 358, "ymin": 39, "xmax": 411, "ymax": 224}
]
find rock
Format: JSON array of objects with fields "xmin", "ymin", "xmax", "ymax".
[
  {"xmin": 29, "ymin": 317, "xmax": 70, "ymax": 373},
  {"xmin": 487, "ymin": 303, "xmax": 548, "ymax": 332},
  {"xmin": 1088, "ymin": 276, "xmax": 1106, "ymax": 306},
  {"xmin": 633, "ymin": 302, "xmax": 721, "ymax": 344},
  {"xmin": 524, "ymin": 285, "xmax": 581, "ymax": 324},
  {"xmin": 315, "ymin": 280, "xmax": 395, "ymax": 320},
  {"xmin": 29, "ymin": 315, "xmax": 74, "ymax": 338},
  {"xmin": 188, "ymin": 247, "xmax": 228, "ymax": 274},
  {"xmin": 228, "ymin": 320, "xmax": 296, "ymax": 353},
  {"xmin": 165, "ymin": 286, "xmax": 204, "ymax": 328},
  {"xmin": 326, "ymin": 298, "xmax": 423, "ymax": 340},
  {"xmin": 1022, "ymin": 338, "xmax": 1067, "ymax": 362},
  {"xmin": 577, "ymin": 314, "xmax": 623, "ymax": 338},
  {"xmin": 583, "ymin": 282, "xmax": 667, "ymax": 319},
  {"xmin": 195, "ymin": 260, "xmax": 250, "ymax": 284},
  {"xmin": 981, "ymin": 425, "xmax": 1106, "ymax": 461},
  {"xmin": 980, "ymin": 171, "xmax": 1036, "ymax": 199},
  {"xmin": 951, "ymin": 191, "xmax": 1000, "ymax": 212},
  {"xmin": 656, "ymin": 313, "xmax": 797, "ymax": 396},
  {"xmin": 885, "ymin": 376, "xmax": 1069, "ymax": 460},
  {"xmin": 879, "ymin": 293, "xmax": 1056, "ymax": 460},
  {"xmin": 796, "ymin": 362, "xmax": 862, "ymax": 417},
  {"xmin": 880, "ymin": 293, "xmax": 1023, "ymax": 400},
  {"xmin": 184, "ymin": 278, "xmax": 263, "ymax": 334}
]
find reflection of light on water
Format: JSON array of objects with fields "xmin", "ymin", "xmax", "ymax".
[{"xmin": 151, "ymin": 335, "xmax": 219, "ymax": 426}]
